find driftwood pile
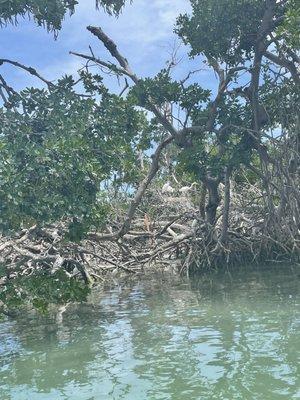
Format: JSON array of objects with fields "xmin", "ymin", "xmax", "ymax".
[
  {"xmin": 0, "ymin": 193, "xmax": 198, "ymax": 288},
  {"xmin": 1, "ymin": 180, "xmax": 298, "ymax": 301}
]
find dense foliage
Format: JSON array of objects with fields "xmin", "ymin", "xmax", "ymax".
[{"xmin": 0, "ymin": 77, "xmax": 148, "ymax": 233}]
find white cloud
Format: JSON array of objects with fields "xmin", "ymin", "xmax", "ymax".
[
  {"xmin": 152, "ymin": 0, "xmax": 190, "ymax": 26},
  {"xmin": 41, "ymin": 58, "xmax": 86, "ymax": 81},
  {"xmin": 58, "ymin": 0, "xmax": 191, "ymax": 75}
]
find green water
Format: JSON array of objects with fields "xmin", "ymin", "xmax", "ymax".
[{"xmin": 0, "ymin": 264, "xmax": 299, "ymax": 400}]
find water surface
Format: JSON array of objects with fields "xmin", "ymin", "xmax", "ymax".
[{"xmin": 0, "ymin": 264, "xmax": 299, "ymax": 399}]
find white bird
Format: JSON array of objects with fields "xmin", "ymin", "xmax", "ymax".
[
  {"xmin": 162, "ymin": 181, "xmax": 175, "ymax": 194},
  {"xmin": 179, "ymin": 182, "xmax": 197, "ymax": 194}
]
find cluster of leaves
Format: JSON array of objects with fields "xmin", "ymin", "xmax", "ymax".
[
  {"xmin": 0, "ymin": 269, "xmax": 90, "ymax": 314},
  {"xmin": 0, "ymin": 0, "xmax": 130, "ymax": 33},
  {"xmin": 95, "ymin": 0, "xmax": 131, "ymax": 16},
  {"xmin": 276, "ymin": 0, "xmax": 300, "ymax": 49},
  {"xmin": 175, "ymin": 0, "xmax": 286, "ymax": 65},
  {"xmin": 0, "ymin": 0, "xmax": 78, "ymax": 32},
  {"xmin": 130, "ymin": 69, "xmax": 210, "ymax": 110},
  {"xmin": 260, "ymin": 72, "xmax": 299, "ymax": 130},
  {"xmin": 0, "ymin": 78, "xmax": 148, "ymax": 232}
]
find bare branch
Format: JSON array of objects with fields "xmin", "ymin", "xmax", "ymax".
[
  {"xmin": 70, "ymin": 51, "xmax": 131, "ymax": 78},
  {"xmin": 0, "ymin": 58, "xmax": 55, "ymax": 88},
  {"xmin": 119, "ymin": 78, "xmax": 129, "ymax": 97},
  {"xmin": 180, "ymin": 68, "xmax": 204, "ymax": 87},
  {"xmin": 0, "ymin": 74, "xmax": 18, "ymax": 96},
  {"xmin": 87, "ymin": 26, "xmax": 133, "ymax": 73},
  {"xmin": 0, "ymin": 86, "xmax": 7, "ymax": 104}
]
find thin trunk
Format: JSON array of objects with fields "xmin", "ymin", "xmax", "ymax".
[
  {"xmin": 220, "ymin": 167, "xmax": 231, "ymax": 243},
  {"xmin": 199, "ymin": 183, "xmax": 207, "ymax": 220}
]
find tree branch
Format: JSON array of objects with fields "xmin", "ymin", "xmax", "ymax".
[
  {"xmin": 87, "ymin": 26, "xmax": 133, "ymax": 73},
  {"xmin": 84, "ymin": 26, "xmax": 180, "ymax": 137},
  {"xmin": 264, "ymin": 51, "xmax": 299, "ymax": 84},
  {"xmin": 0, "ymin": 59, "xmax": 55, "ymax": 88},
  {"xmin": 117, "ymin": 134, "xmax": 174, "ymax": 237},
  {"xmin": 0, "ymin": 74, "xmax": 18, "ymax": 96},
  {"xmin": 70, "ymin": 51, "xmax": 131, "ymax": 78},
  {"xmin": 207, "ymin": 59, "xmax": 245, "ymax": 132}
]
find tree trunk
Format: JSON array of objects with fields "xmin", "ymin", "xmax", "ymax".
[{"xmin": 205, "ymin": 177, "xmax": 220, "ymax": 225}]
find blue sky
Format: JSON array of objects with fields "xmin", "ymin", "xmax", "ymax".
[{"xmin": 0, "ymin": 0, "xmax": 215, "ymax": 94}]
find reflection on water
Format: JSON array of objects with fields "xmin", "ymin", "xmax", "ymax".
[{"xmin": 0, "ymin": 264, "xmax": 299, "ymax": 400}]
